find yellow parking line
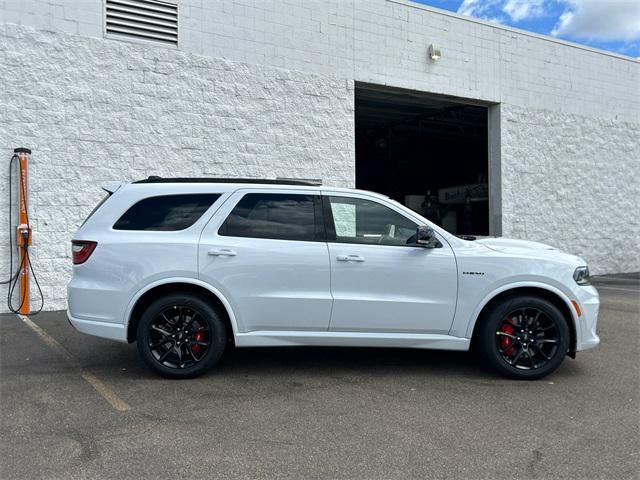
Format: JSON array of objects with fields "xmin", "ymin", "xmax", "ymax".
[
  {"xmin": 18, "ymin": 314, "xmax": 131, "ymax": 413},
  {"xmin": 80, "ymin": 371, "xmax": 131, "ymax": 412}
]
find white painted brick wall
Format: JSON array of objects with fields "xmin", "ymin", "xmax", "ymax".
[
  {"xmin": 0, "ymin": 0, "xmax": 102, "ymax": 37},
  {"xmin": 5, "ymin": 1, "xmax": 637, "ymax": 122},
  {"xmin": 0, "ymin": 24, "xmax": 355, "ymax": 312},
  {"xmin": 1, "ymin": 0, "xmax": 639, "ymax": 314},
  {"xmin": 501, "ymin": 104, "xmax": 640, "ymax": 274},
  {"xmin": 177, "ymin": 0, "xmax": 639, "ymax": 123}
]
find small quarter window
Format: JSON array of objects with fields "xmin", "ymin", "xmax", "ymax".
[
  {"xmin": 219, "ymin": 193, "xmax": 322, "ymax": 241},
  {"xmin": 114, "ymin": 194, "xmax": 220, "ymax": 231}
]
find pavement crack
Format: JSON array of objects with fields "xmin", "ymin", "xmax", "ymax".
[{"xmin": 527, "ymin": 449, "xmax": 543, "ymax": 478}]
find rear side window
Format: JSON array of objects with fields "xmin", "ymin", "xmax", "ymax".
[
  {"xmin": 114, "ymin": 194, "xmax": 220, "ymax": 231},
  {"xmin": 219, "ymin": 193, "xmax": 322, "ymax": 241}
]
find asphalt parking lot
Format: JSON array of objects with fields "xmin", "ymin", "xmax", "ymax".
[{"xmin": 1, "ymin": 274, "xmax": 638, "ymax": 479}]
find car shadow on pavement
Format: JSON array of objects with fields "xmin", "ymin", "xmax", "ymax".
[
  {"xmin": 69, "ymin": 337, "xmax": 586, "ymax": 383},
  {"xmin": 222, "ymin": 345, "xmax": 477, "ymax": 373},
  {"xmin": 213, "ymin": 345, "xmax": 584, "ymax": 381},
  {"xmin": 94, "ymin": 343, "xmax": 487, "ymax": 381}
]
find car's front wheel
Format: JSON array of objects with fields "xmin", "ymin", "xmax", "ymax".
[
  {"xmin": 476, "ymin": 295, "xmax": 570, "ymax": 380},
  {"xmin": 136, "ymin": 293, "xmax": 227, "ymax": 378}
]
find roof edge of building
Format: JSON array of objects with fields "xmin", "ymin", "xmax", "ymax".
[{"xmin": 388, "ymin": 0, "xmax": 640, "ymax": 64}]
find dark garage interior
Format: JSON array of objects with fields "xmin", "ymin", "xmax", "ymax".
[{"xmin": 355, "ymin": 84, "xmax": 490, "ymax": 236}]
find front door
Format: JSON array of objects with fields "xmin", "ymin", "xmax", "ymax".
[
  {"xmin": 324, "ymin": 193, "xmax": 458, "ymax": 334},
  {"xmin": 199, "ymin": 190, "xmax": 332, "ymax": 333}
]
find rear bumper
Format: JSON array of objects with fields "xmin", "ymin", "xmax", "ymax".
[
  {"xmin": 67, "ymin": 311, "xmax": 128, "ymax": 342},
  {"xmin": 67, "ymin": 274, "xmax": 128, "ymax": 342}
]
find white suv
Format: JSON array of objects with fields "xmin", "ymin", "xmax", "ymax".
[{"xmin": 68, "ymin": 178, "xmax": 600, "ymax": 379}]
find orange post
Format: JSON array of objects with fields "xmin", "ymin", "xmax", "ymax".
[{"xmin": 14, "ymin": 147, "xmax": 32, "ymax": 315}]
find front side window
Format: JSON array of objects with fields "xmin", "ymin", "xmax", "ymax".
[
  {"xmin": 327, "ymin": 196, "xmax": 417, "ymax": 246},
  {"xmin": 113, "ymin": 194, "xmax": 220, "ymax": 231},
  {"xmin": 219, "ymin": 193, "xmax": 322, "ymax": 241}
]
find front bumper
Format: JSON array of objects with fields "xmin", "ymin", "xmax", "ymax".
[{"xmin": 574, "ymin": 285, "xmax": 600, "ymax": 351}]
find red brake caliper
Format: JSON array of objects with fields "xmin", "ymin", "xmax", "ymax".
[
  {"xmin": 191, "ymin": 331, "xmax": 205, "ymax": 355},
  {"xmin": 500, "ymin": 319, "xmax": 516, "ymax": 357}
]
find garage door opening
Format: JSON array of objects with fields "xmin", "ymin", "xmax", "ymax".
[{"xmin": 355, "ymin": 85, "xmax": 491, "ymax": 236}]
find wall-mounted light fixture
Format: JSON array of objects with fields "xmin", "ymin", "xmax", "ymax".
[{"xmin": 428, "ymin": 44, "xmax": 442, "ymax": 61}]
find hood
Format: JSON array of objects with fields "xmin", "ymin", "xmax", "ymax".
[
  {"xmin": 475, "ymin": 237, "xmax": 584, "ymax": 265},
  {"xmin": 475, "ymin": 237, "xmax": 558, "ymax": 252}
]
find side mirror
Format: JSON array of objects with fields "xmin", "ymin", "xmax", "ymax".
[{"xmin": 415, "ymin": 225, "xmax": 442, "ymax": 248}]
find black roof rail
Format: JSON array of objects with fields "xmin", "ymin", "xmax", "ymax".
[{"xmin": 133, "ymin": 176, "xmax": 322, "ymax": 186}]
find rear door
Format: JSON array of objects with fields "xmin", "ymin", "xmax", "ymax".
[{"xmin": 198, "ymin": 189, "xmax": 332, "ymax": 333}]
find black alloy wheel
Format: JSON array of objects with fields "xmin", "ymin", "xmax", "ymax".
[
  {"xmin": 495, "ymin": 307, "xmax": 560, "ymax": 370},
  {"xmin": 148, "ymin": 305, "xmax": 211, "ymax": 369},
  {"xmin": 477, "ymin": 295, "xmax": 570, "ymax": 380},
  {"xmin": 137, "ymin": 293, "xmax": 226, "ymax": 378}
]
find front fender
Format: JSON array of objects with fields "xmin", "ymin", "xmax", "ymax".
[{"xmin": 455, "ymin": 280, "xmax": 580, "ymax": 342}]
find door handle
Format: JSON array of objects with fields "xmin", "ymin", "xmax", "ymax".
[
  {"xmin": 336, "ymin": 254, "xmax": 365, "ymax": 262},
  {"xmin": 208, "ymin": 248, "xmax": 237, "ymax": 257}
]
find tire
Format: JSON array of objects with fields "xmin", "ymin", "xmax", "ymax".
[
  {"xmin": 476, "ymin": 295, "xmax": 570, "ymax": 380},
  {"xmin": 136, "ymin": 293, "xmax": 227, "ymax": 379}
]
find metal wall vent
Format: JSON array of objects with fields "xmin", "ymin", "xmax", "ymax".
[{"xmin": 106, "ymin": 0, "xmax": 178, "ymax": 46}]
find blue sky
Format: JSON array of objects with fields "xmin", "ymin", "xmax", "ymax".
[{"xmin": 411, "ymin": 0, "xmax": 640, "ymax": 58}]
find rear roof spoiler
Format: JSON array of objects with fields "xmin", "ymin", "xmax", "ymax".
[{"xmin": 102, "ymin": 182, "xmax": 122, "ymax": 194}]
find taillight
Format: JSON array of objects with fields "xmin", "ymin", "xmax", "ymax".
[{"xmin": 72, "ymin": 240, "xmax": 97, "ymax": 265}]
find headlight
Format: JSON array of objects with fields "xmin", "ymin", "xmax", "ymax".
[{"xmin": 573, "ymin": 266, "xmax": 590, "ymax": 285}]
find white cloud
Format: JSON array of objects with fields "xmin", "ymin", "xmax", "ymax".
[
  {"xmin": 457, "ymin": 0, "xmax": 547, "ymax": 23},
  {"xmin": 455, "ymin": 0, "xmax": 640, "ymax": 44},
  {"xmin": 457, "ymin": 0, "xmax": 501, "ymax": 18},
  {"xmin": 552, "ymin": 0, "xmax": 640, "ymax": 41},
  {"xmin": 502, "ymin": 0, "xmax": 546, "ymax": 22}
]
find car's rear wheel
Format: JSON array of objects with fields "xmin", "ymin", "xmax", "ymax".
[
  {"xmin": 136, "ymin": 293, "xmax": 227, "ymax": 378},
  {"xmin": 477, "ymin": 295, "xmax": 570, "ymax": 380}
]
